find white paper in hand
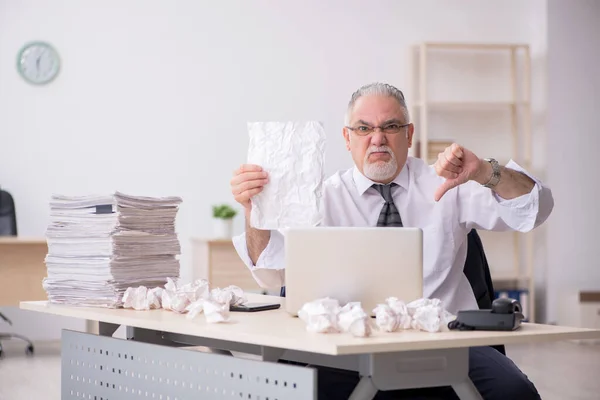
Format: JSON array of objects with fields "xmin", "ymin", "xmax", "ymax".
[{"xmin": 247, "ymin": 121, "xmax": 326, "ymax": 229}]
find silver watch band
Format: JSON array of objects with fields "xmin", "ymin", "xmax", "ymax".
[{"xmin": 483, "ymin": 158, "xmax": 501, "ymax": 188}]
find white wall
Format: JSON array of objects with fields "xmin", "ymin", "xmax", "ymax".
[
  {"xmin": 546, "ymin": 0, "xmax": 600, "ymax": 323},
  {"xmin": 0, "ymin": 0, "xmax": 548, "ymax": 339}
]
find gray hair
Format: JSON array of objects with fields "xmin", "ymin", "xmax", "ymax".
[{"xmin": 344, "ymin": 82, "xmax": 410, "ymax": 125}]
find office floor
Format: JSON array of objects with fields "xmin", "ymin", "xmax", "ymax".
[{"xmin": 0, "ymin": 340, "xmax": 598, "ymax": 400}]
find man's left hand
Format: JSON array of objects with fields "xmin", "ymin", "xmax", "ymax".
[{"xmin": 433, "ymin": 143, "xmax": 490, "ymax": 201}]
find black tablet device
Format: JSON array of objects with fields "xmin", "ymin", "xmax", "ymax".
[{"xmin": 230, "ymin": 303, "xmax": 281, "ymax": 312}]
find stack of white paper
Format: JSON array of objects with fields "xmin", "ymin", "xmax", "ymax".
[{"xmin": 42, "ymin": 191, "xmax": 182, "ymax": 308}]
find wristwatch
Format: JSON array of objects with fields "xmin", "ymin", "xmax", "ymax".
[{"xmin": 482, "ymin": 158, "xmax": 501, "ymax": 188}]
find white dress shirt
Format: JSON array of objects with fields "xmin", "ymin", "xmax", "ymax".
[{"xmin": 232, "ymin": 156, "xmax": 554, "ymax": 314}]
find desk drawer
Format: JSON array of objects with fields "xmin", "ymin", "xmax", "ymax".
[
  {"xmin": 578, "ymin": 302, "xmax": 600, "ymax": 330},
  {"xmin": 0, "ymin": 242, "xmax": 48, "ymax": 305}
]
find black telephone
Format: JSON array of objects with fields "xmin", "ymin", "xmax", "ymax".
[{"xmin": 448, "ymin": 298, "xmax": 525, "ymax": 331}]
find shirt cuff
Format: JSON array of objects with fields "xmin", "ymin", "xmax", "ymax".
[
  {"xmin": 492, "ymin": 159, "xmax": 541, "ymax": 208},
  {"xmin": 231, "ymin": 230, "xmax": 285, "ymax": 289},
  {"xmin": 491, "ymin": 159, "xmax": 541, "ymax": 231}
]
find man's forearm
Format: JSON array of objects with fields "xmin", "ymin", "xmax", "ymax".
[
  {"xmin": 473, "ymin": 160, "xmax": 535, "ymax": 200},
  {"xmin": 245, "ymin": 210, "xmax": 270, "ymax": 265}
]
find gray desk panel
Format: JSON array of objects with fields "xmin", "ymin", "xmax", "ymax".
[{"xmin": 61, "ymin": 330, "xmax": 316, "ymax": 400}]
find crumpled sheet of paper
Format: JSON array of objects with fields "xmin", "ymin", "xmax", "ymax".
[
  {"xmin": 374, "ymin": 297, "xmax": 455, "ymax": 333},
  {"xmin": 298, "ymin": 298, "xmax": 372, "ymax": 337},
  {"xmin": 211, "ymin": 285, "xmax": 247, "ymax": 307},
  {"xmin": 338, "ymin": 302, "xmax": 372, "ymax": 337},
  {"xmin": 298, "ymin": 297, "xmax": 456, "ymax": 336},
  {"xmin": 124, "ymin": 278, "xmax": 246, "ymax": 324},
  {"xmin": 374, "ymin": 297, "xmax": 412, "ymax": 331},
  {"xmin": 122, "ymin": 286, "xmax": 163, "ymax": 311},
  {"xmin": 161, "ymin": 277, "xmax": 210, "ymax": 314},
  {"xmin": 202, "ymin": 299, "xmax": 231, "ymax": 323},
  {"xmin": 247, "ymin": 121, "xmax": 326, "ymax": 230},
  {"xmin": 185, "ymin": 285, "xmax": 246, "ymax": 322},
  {"xmin": 298, "ymin": 297, "xmax": 341, "ymax": 333}
]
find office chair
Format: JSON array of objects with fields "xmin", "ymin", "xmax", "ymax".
[
  {"xmin": 279, "ymin": 229, "xmax": 505, "ymax": 355},
  {"xmin": 0, "ymin": 188, "xmax": 35, "ymax": 358},
  {"xmin": 464, "ymin": 229, "xmax": 506, "ymax": 355}
]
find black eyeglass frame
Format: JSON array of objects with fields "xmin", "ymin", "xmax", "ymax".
[{"xmin": 345, "ymin": 123, "xmax": 411, "ymax": 136}]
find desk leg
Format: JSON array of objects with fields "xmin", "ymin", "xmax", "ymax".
[
  {"xmin": 98, "ymin": 322, "xmax": 119, "ymax": 337},
  {"xmin": 452, "ymin": 379, "xmax": 483, "ymax": 400},
  {"xmin": 350, "ymin": 348, "xmax": 482, "ymax": 400},
  {"xmin": 348, "ymin": 376, "xmax": 378, "ymax": 400},
  {"xmin": 85, "ymin": 320, "xmax": 99, "ymax": 334}
]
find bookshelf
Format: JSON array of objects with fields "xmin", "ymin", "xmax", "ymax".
[{"xmin": 408, "ymin": 42, "xmax": 536, "ymax": 321}]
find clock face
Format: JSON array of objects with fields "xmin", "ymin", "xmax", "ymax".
[{"xmin": 17, "ymin": 41, "xmax": 60, "ymax": 85}]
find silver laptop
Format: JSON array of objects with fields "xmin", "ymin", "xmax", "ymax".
[{"xmin": 283, "ymin": 227, "xmax": 423, "ymax": 316}]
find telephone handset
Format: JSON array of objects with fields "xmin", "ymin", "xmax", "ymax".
[{"xmin": 448, "ymin": 298, "xmax": 525, "ymax": 331}]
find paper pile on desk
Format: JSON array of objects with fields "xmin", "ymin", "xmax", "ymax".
[
  {"xmin": 42, "ymin": 192, "xmax": 182, "ymax": 308},
  {"xmin": 121, "ymin": 278, "xmax": 247, "ymax": 323},
  {"xmin": 247, "ymin": 121, "xmax": 326, "ymax": 229},
  {"xmin": 298, "ymin": 297, "xmax": 456, "ymax": 336}
]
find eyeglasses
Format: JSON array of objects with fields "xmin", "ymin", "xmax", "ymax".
[{"xmin": 345, "ymin": 123, "xmax": 411, "ymax": 136}]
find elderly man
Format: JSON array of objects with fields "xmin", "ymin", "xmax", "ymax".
[{"xmin": 230, "ymin": 83, "xmax": 553, "ymax": 399}]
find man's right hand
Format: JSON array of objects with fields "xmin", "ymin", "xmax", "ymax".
[
  {"xmin": 232, "ymin": 164, "xmax": 271, "ymax": 264},
  {"xmin": 231, "ymin": 164, "xmax": 269, "ymax": 213}
]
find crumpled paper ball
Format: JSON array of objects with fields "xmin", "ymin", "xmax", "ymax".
[
  {"xmin": 185, "ymin": 299, "xmax": 205, "ymax": 320},
  {"xmin": 123, "ymin": 286, "xmax": 164, "ymax": 311},
  {"xmin": 184, "ymin": 285, "xmax": 246, "ymax": 322},
  {"xmin": 374, "ymin": 297, "xmax": 455, "ymax": 333},
  {"xmin": 161, "ymin": 278, "xmax": 212, "ymax": 314},
  {"xmin": 161, "ymin": 277, "xmax": 178, "ymax": 311},
  {"xmin": 373, "ymin": 303, "xmax": 399, "ymax": 332},
  {"xmin": 386, "ymin": 297, "xmax": 412, "ymax": 330},
  {"xmin": 298, "ymin": 298, "xmax": 341, "ymax": 333},
  {"xmin": 202, "ymin": 299, "xmax": 230, "ymax": 323},
  {"xmin": 338, "ymin": 302, "xmax": 372, "ymax": 337},
  {"xmin": 210, "ymin": 285, "xmax": 247, "ymax": 306},
  {"xmin": 147, "ymin": 287, "xmax": 163, "ymax": 309},
  {"xmin": 179, "ymin": 279, "xmax": 211, "ymax": 303},
  {"xmin": 408, "ymin": 298, "xmax": 455, "ymax": 333},
  {"xmin": 407, "ymin": 298, "xmax": 441, "ymax": 316}
]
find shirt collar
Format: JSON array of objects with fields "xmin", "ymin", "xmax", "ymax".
[{"xmin": 353, "ymin": 162, "xmax": 410, "ymax": 196}]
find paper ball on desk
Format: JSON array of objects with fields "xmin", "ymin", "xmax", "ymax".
[
  {"xmin": 298, "ymin": 298, "xmax": 341, "ymax": 333},
  {"xmin": 338, "ymin": 302, "xmax": 372, "ymax": 338},
  {"xmin": 203, "ymin": 299, "xmax": 230, "ymax": 323},
  {"xmin": 211, "ymin": 285, "xmax": 247, "ymax": 306},
  {"xmin": 185, "ymin": 299, "xmax": 205, "ymax": 320},
  {"xmin": 373, "ymin": 303, "xmax": 400, "ymax": 332},
  {"xmin": 147, "ymin": 287, "xmax": 163, "ymax": 309},
  {"xmin": 386, "ymin": 297, "xmax": 412, "ymax": 330}
]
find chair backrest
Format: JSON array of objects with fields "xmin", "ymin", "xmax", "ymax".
[
  {"xmin": 464, "ymin": 229, "xmax": 506, "ymax": 355},
  {"xmin": 0, "ymin": 188, "xmax": 18, "ymax": 236}
]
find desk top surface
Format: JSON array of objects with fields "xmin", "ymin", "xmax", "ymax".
[
  {"xmin": 0, "ymin": 237, "xmax": 46, "ymax": 245},
  {"xmin": 21, "ymin": 294, "xmax": 600, "ymax": 356}
]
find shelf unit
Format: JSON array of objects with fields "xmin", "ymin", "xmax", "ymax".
[{"xmin": 408, "ymin": 42, "xmax": 536, "ymax": 321}]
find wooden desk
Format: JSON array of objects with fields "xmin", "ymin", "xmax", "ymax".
[
  {"xmin": 190, "ymin": 237, "xmax": 262, "ymax": 292},
  {"xmin": 20, "ymin": 294, "xmax": 600, "ymax": 356},
  {"xmin": 0, "ymin": 237, "xmax": 48, "ymax": 306},
  {"xmin": 21, "ymin": 294, "xmax": 600, "ymax": 399}
]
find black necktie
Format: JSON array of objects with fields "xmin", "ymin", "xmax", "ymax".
[{"xmin": 373, "ymin": 183, "xmax": 403, "ymax": 227}]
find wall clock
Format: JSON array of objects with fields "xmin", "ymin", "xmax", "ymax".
[{"xmin": 17, "ymin": 41, "xmax": 61, "ymax": 85}]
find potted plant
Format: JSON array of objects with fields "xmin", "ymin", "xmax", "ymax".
[{"xmin": 212, "ymin": 204, "xmax": 238, "ymax": 238}]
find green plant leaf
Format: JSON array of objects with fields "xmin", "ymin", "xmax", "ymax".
[{"xmin": 212, "ymin": 203, "xmax": 238, "ymax": 219}]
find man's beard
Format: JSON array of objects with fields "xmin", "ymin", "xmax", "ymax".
[{"xmin": 363, "ymin": 146, "xmax": 398, "ymax": 181}]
